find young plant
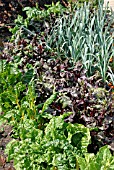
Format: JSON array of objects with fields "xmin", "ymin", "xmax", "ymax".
[
  {"xmin": 77, "ymin": 145, "xmax": 114, "ymax": 170},
  {"xmin": 5, "ymin": 109, "xmax": 114, "ymax": 169},
  {"xmin": 9, "ymin": 2, "xmax": 65, "ymax": 41},
  {"xmin": 5, "ymin": 111, "xmax": 91, "ymax": 169},
  {"xmin": 46, "ymin": 1, "xmax": 114, "ymax": 81}
]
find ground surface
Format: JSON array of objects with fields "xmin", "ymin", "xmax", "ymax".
[{"xmin": 0, "ymin": 125, "xmax": 14, "ymax": 170}]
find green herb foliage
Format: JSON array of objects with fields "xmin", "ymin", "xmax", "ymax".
[
  {"xmin": 5, "ymin": 112, "xmax": 91, "ymax": 169},
  {"xmin": 77, "ymin": 145, "xmax": 114, "ymax": 170}
]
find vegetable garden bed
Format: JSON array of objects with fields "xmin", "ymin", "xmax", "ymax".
[{"xmin": 0, "ymin": 0, "xmax": 114, "ymax": 169}]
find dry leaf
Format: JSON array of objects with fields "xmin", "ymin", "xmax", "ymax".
[{"xmin": 0, "ymin": 154, "xmax": 6, "ymax": 166}]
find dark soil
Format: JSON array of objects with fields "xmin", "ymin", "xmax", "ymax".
[
  {"xmin": 0, "ymin": 125, "xmax": 14, "ymax": 170},
  {"xmin": 0, "ymin": 0, "xmax": 34, "ymax": 42}
]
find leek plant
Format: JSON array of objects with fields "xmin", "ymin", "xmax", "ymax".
[{"xmin": 46, "ymin": 1, "xmax": 114, "ymax": 82}]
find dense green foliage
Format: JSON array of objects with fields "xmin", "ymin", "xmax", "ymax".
[
  {"xmin": 47, "ymin": 2, "xmax": 114, "ymax": 81},
  {"xmin": 0, "ymin": 1, "xmax": 114, "ymax": 169}
]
